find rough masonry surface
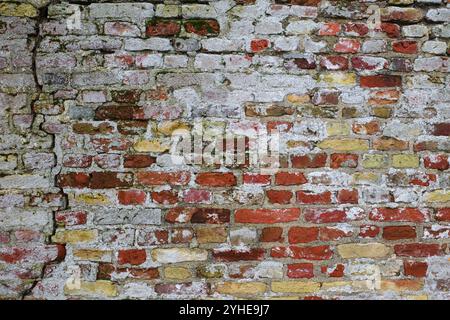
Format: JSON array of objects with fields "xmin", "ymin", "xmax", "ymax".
[{"xmin": 0, "ymin": 0, "xmax": 449, "ymax": 300}]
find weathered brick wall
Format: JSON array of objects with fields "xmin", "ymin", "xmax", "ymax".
[{"xmin": 0, "ymin": 0, "xmax": 449, "ymax": 300}]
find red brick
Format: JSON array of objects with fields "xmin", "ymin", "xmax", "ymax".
[
  {"xmin": 235, "ymin": 208, "xmax": 300, "ymax": 224},
  {"xmin": 409, "ymin": 173, "xmax": 437, "ymax": 187},
  {"xmin": 266, "ymin": 190, "xmax": 293, "ymax": 204},
  {"xmin": 98, "ymin": 264, "xmax": 159, "ymax": 280},
  {"xmin": 146, "ymin": 19, "xmax": 180, "ymax": 37},
  {"xmin": 351, "ymin": 57, "xmax": 388, "ymax": 71},
  {"xmin": 182, "ymin": 189, "xmax": 211, "ymax": 203},
  {"xmin": 369, "ymin": 208, "xmax": 428, "ymax": 222},
  {"xmin": 90, "ymin": 172, "xmax": 133, "ymax": 189},
  {"xmin": 312, "ymin": 90, "xmax": 340, "ymax": 105},
  {"xmin": 383, "ymin": 226, "xmax": 416, "ymax": 240},
  {"xmin": 319, "ymin": 227, "xmax": 352, "ymax": 241},
  {"xmin": 151, "ymin": 190, "xmax": 179, "ymax": 205},
  {"xmin": 394, "ymin": 243, "xmax": 443, "ymax": 257},
  {"xmin": 0, "ymin": 245, "xmax": 65, "ymax": 264},
  {"xmin": 352, "ymin": 120, "xmax": 381, "ymax": 135},
  {"xmin": 322, "ymin": 264, "xmax": 345, "ymax": 278},
  {"xmin": 291, "ymin": 153, "xmax": 327, "ymax": 168},
  {"xmin": 334, "ymin": 39, "xmax": 360, "ymax": 53},
  {"xmin": 318, "ymin": 23, "xmax": 340, "ymax": 36},
  {"xmin": 404, "ymin": 261, "xmax": 428, "ymax": 277},
  {"xmin": 195, "ymin": 172, "xmax": 236, "ymax": 187},
  {"xmin": 260, "ymin": 227, "xmax": 283, "ymax": 242},
  {"xmin": 118, "ymin": 190, "xmax": 146, "ymax": 205},
  {"xmin": 343, "ymin": 23, "xmax": 369, "ymax": 36},
  {"xmin": 288, "ymin": 227, "xmax": 319, "ymax": 244},
  {"xmin": 243, "ymin": 173, "xmax": 271, "ymax": 185},
  {"xmin": 137, "ymin": 171, "xmax": 191, "ymax": 186},
  {"xmin": 111, "ymin": 90, "xmax": 141, "ymax": 103},
  {"xmin": 359, "ymin": 225, "xmax": 380, "ymax": 238},
  {"xmin": 296, "ymin": 191, "xmax": 332, "ymax": 204},
  {"xmin": 184, "ymin": 19, "xmax": 220, "ymax": 36},
  {"xmin": 118, "ymin": 249, "xmax": 147, "ymax": 265},
  {"xmin": 250, "ymin": 39, "xmax": 270, "ymax": 52},
  {"xmin": 137, "ymin": 229, "xmax": 169, "ymax": 245},
  {"xmin": 424, "ymin": 154, "xmax": 449, "ymax": 170},
  {"xmin": 304, "ymin": 208, "xmax": 364, "ymax": 223},
  {"xmin": 330, "ymin": 154, "xmax": 358, "ymax": 169},
  {"xmin": 55, "ymin": 210, "xmax": 87, "ymax": 226},
  {"xmin": 381, "ymin": 23, "xmax": 401, "ymax": 38},
  {"xmin": 57, "ymin": 172, "xmax": 90, "ymax": 188},
  {"xmin": 95, "ymin": 105, "xmax": 145, "ymax": 120},
  {"xmin": 171, "ymin": 228, "xmax": 194, "ymax": 244},
  {"xmin": 320, "ymin": 56, "xmax": 349, "ymax": 70},
  {"xmin": 271, "ymin": 245, "xmax": 333, "ymax": 260},
  {"xmin": 392, "ymin": 41, "xmax": 418, "ymax": 54},
  {"xmin": 337, "ymin": 189, "xmax": 358, "ymax": 204},
  {"xmin": 433, "ymin": 123, "xmax": 450, "ymax": 136},
  {"xmin": 165, "ymin": 207, "xmax": 230, "ymax": 224},
  {"xmin": 213, "ymin": 248, "xmax": 265, "ymax": 262},
  {"xmin": 124, "ymin": 154, "xmax": 156, "ymax": 168},
  {"xmin": 287, "ymin": 263, "xmax": 314, "ymax": 279},
  {"xmin": 436, "ymin": 208, "xmax": 450, "ymax": 222},
  {"xmin": 291, "ymin": 57, "xmax": 316, "ymax": 70},
  {"xmin": 275, "ymin": 172, "xmax": 307, "ymax": 185},
  {"xmin": 63, "ymin": 155, "xmax": 92, "ymax": 168},
  {"xmin": 360, "ymin": 75, "xmax": 402, "ymax": 88},
  {"xmin": 267, "ymin": 121, "xmax": 293, "ymax": 133}
]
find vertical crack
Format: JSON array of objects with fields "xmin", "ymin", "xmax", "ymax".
[{"xmin": 21, "ymin": 1, "xmax": 66, "ymax": 300}]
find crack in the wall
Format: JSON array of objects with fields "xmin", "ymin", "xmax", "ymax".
[
  {"xmin": 21, "ymin": 1, "xmax": 66, "ymax": 300},
  {"xmin": 1, "ymin": 0, "xmax": 447, "ymax": 300}
]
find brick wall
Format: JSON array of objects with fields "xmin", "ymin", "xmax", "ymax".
[{"xmin": 0, "ymin": 0, "xmax": 449, "ymax": 300}]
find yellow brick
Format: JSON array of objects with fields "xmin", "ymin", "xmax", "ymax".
[
  {"xmin": 406, "ymin": 295, "xmax": 428, "ymax": 300},
  {"xmin": 64, "ymin": 280, "xmax": 118, "ymax": 297},
  {"xmin": 52, "ymin": 230, "xmax": 97, "ymax": 244},
  {"xmin": 392, "ymin": 154, "xmax": 419, "ymax": 168},
  {"xmin": 164, "ymin": 267, "xmax": 191, "ymax": 280},
  {"xmin": 74, "ymin": 193, "xmax": 110, "ymax": 205},
  {"xmin": 151, "ymin": 248, "xmax": 208, "ymax": 263},
  {"xmin": 269, "ymin": 296, "xmax": 300, "ymax": 300},
  {"xmin": 326, "ymin": 122, "xmax": 351, "ymax": 136},
  {"xmin": 317, "ymin": 139, "xmax": 369, "ymax": 151},
  {"xmin": 320, "ymin": 72, "xmax": 356, "ymax": 86},
  {"xmin": 216, "ymin": 282, "xmax": 267, "ymax": 295},
  {"xmin": 158, "ymin": 121, "xmax": 189, "ymax": 136},
  {"xmin": 286, "ymin": 140, "xmax": 311, "ymax": 149},
  {"xmin": 352, "ymin": 172, "xmax": 380, "ymax": 184},
  {"xmin": 320, "ymin": 281, "xmax": 352, "ymax": 290},
  {"xmin": 372, "ymin": 106, "xmax": 392, "ymax": 118},
  {"xmin": 320, "ymin": 280, "xmax": 371, "ymax": 291},
  {"xmin": 0, "ymin": 3, "xmax": 39, "ymax": 17},
  {"xmin": 196, "ymin": 227, "xmax": 227, "ymax": 244},
  {"xmin": 425, "ymin": 190, "xmax": 450, "ymax": 203},
  {"xmin": 380, "ymin": 279, "xmax": 424, "ymax": 292},
  {"xmin": 134, "ymin": 140, "xmax": 169, "ymax": 152},
  {"xmin": 73, "ymin": 249, "xmax": 112, "ymax": 262},
  {"xmin": 271, "ymin": 281, "xmax": 320, "ymax": 293},
  {"xmin": 337, "ymin": 243, "xmax": 390, "ymax": 258},
  {"xmin": 362, "ymin": 154, "xmax": 388, "ymax": 169},
  {"xmin": 286, "ymin": 94, "xmax": 310, "ymax": 104}
]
